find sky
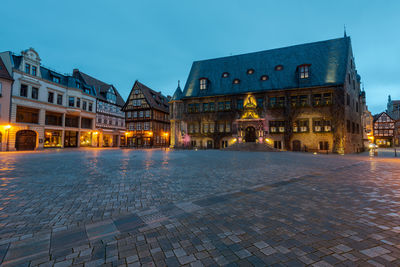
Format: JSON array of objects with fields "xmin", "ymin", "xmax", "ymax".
[{"xmin": 1, "ymin": 0, "xmax": 399, "ymax": 114}]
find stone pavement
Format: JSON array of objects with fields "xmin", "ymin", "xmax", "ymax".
[{"xmin": 0, "ymin": 149, "xmax": 400, "ymax": 266}]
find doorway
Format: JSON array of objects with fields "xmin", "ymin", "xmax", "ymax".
[
  {"xmin": 244, "ymin": 126, "xmax": 256, "ymax": 142},
  {"xmin": 16, "ymin": 130, "xmax": 37, "ymax": 151},
  {"xmin": 292, "ymin": 140, "xmax": 301, "ymax": 151}
]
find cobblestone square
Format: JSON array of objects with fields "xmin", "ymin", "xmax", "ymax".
[{"xmin": 0, "ymin": 149, "xmax": 400, "ymax": 266}]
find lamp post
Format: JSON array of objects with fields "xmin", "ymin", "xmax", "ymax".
[
  {"xmin": 5, "ymin": 125, "xmax": 11, "ymax": 151},
  {"xmin": 164, "ymin": 132, "xmax": 169, "ymax": 148}
]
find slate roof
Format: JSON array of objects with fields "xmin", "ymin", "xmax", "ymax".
[
  {"xmin": 123, "ymin": 81, "xmax": 169, "ymax": 113},
  {"xmin": 373, "ymin": 112, "xmax": 395, "ymax": 123},
  {"xmin": 73, "ymin": 69, "xmax": 125, "ymax": 107},
  {"xmin": 182, "ymin": 37, "xmax": 351, "ymax": 98},
  {"xmin": 0, "ymin": 57, "xmax": 13, "ymax": 81}
]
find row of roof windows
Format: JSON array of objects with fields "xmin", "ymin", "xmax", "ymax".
[{"xmin": 200, "ymin": 65, "xmax": 309, "ymax": 89}]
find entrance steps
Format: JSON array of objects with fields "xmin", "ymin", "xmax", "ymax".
[{"xmin": 223, "ymin": 142, "xmax": 278, "ymax": 152}]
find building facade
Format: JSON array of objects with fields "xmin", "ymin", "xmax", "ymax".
[
  {"xmin": 387, "ymin": 95, "xmax": 400, "ymax": 146},
  {"xmin": 73, "ymin": 70, "xmax": 126, "ymax": 147},
  {"xmin": 0, "ymin": 56, "xmax": 13, "ymax": 151},
  {"xmin": 170, "ymin": 37, "xmax": 364, "ymax": 153},
  {"xmin": 0, "ymin": 48, "xmax": 97, "ymax": 151},
  {"xmin": 373, "ymin": 112, "xmax": 395, "ymax": 147},
  {"xmin": 122, "ymin": 81, "xmax": 170, "ymax": 147},
  {"xmin": 360, "ymin": 90, "xmax": 373, "ymax": 148}
]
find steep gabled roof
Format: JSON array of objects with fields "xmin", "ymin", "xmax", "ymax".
[
  {"xmin": 0, "ymin": 57, "xmax": 13, "ymax": 81},
  {"xmin": 122, "ymin": 80, "xmax": 169, "ymax": 113},
  {"xmin": 182, "ymin": 37, "xmax": 351, "ymax": 98},
  {"xmin": 373, "ymin": 112, "xmax": 395, "ymax": 123},
  {"xmin": 73, "ymin": 69, "xmax": 125, "ymax": 107}
]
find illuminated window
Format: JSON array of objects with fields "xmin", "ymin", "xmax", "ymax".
[
  {"xmin": 222, "ymin": 72, "xmax": 229, "ymax": 78},
  {"xmin": 275, "ymin": 65, "xmax": 283, "ymax": 71},
  {"xmin": 299, "ymin": 65, "xmax": 310, "ymax": 79},
  {"xmin": 247, "ymin": 69, "xmax": 254, "ymax": 75},
  {"xmin": 199, "ymin": 78, "xmax": 207, "ymax": 90},
  {"xmin": 233, "ymin": 79, "xmax": 240, "ymax": 84},
  {"xmin": 260, "ymin": 75, "xmax": 269, "ymax": 81}
]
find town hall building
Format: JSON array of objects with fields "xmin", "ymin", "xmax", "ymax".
[{"xmin": 170, "ymin": 36, "xmax": 364, "ymax": 153}]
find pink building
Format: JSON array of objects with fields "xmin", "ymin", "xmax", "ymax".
[{"xmin": 0, "ymin": 57, "xmax": 13, "ymax": 151}]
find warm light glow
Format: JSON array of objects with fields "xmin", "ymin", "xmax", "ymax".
[
  {"xmin": 163, "ymin": 132, "xmax": 169, "ymax": 137},
  {"xmin": 147, "ymin": 131, "xmax": 153, "ymax": 136},
  {"xmin": 93, "ymin": 131, "xmax": 98, "ymax": 135},
  {"xmin": 5, "ymin": 125, "xmax": 11, "ymax": 129}
]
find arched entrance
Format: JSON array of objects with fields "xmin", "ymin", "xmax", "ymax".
[
  {"xmin": 16, "ymin": 130, "xmax": 37, "ymax": 151},
  {"xmin": 245, "ymin": 126, "xmax": 256, "ymax": 142},
  {"xmin": 292, "ymin": 140, "xmax": 301, "ymax": 151}
]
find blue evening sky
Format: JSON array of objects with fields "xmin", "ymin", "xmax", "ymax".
[{"xmin": 1, "ymin": 0, "xmax": 399, "ymax": 114}]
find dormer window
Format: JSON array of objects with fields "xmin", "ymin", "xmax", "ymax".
[
  {"xmin": 222, "ymin": 72, "xmax": 229, "ymax": 78},
  {"xmin": 32, "ymin": 66, "xmax": 37, "ymax": 76},
  {"xmin": 260, "ymin": 75, "xmax": 269, "ymax": 81},
  {"xmin": 247, "ymin": 69, "xmax": 254, "ymax": 75},
  {"xmin": 76, "ymin": 82, "xmax": 81, "ymax": 88},
  {"xmin": 199, "ymin": 78, "xmax": 208, "ymax": 90},
  {"xmin": 134, "ymin": 89, "xmax": 139, "ymax": 94},
  {"xmin": 25, "ymin": 63, "xmax": 30, "ymax": 74},
  {"xmin": 107, "ymin": 88, "xmax": 117, "ymax": 104},
  {"xmin": 275, "ymin": 65, "xmax": 283, "ymax": 71},
  {"xmin": 53, "ymin": 76, "xmax": 60, "ymax": 83},
  {"xmin": 233, "ymin": 79, "xmax": 240, "ymax": 84},
  {"xmin": 298, "ymin": 64, "xmax": 310, "ymax": 79}
]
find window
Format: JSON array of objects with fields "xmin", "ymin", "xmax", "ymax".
[
  {"xmin": 233, "ymin": 79, "xmax": 240, "ymax": 84},
  {"xmin": 219, "ymin": 123, "xmax": 224, "ymax": 133},
  {"xmin": 270, "ymin": 96, "xmax": 285, "ymax": 108},
  {"xmin": 323, "ymin": 93, "xmax": 332, "ymax": 105},
  {"xmin": 31, "ymin": 87, "xmax": 38, "ymax": 99},
  {"xmin": 25, "ymin": 63, "xmax": 30, "ymax": 74},
  {"xmin": 76, "ymin": 98, "xmax": 81, "ymax": 108},
  {"xmin": 275, "ymin": 65, "xmax": 283, "ymax": 71},
  {"xmin": 352, "ymin": 122, "xmax": 355, "ymax": 134},
  {"xmin": 57, "ymin": 94, "xmax": 63, "ymax": 105},
  {"xmin": 203, "ymin": 123, "xmax": 209, "ymax": 133},
  {"xmin": 48, "ymin": 92, "xmax": 54, "ymax": 103},
  {"xmin": 226, "ymin": 122, "xmax": 231, "ymax": 132},
  {"xmin": 107, "ymin": 88, "xmax": 116, "ymax": 104},
  {"xmin": 209, "ymin": 102, "xmax": 215, "ymax": 111},
  {"xmin": 256, "ymin": 97, "xmax": 264, "ymax": 108},
  {"xmin": 356, "ymin": 101, "xmax": 359, "ymax": 112},
  {"xmin": 237, "ymin": 99, "xmax": 244, "ymax": 110},
  {"xmin": 144, "ymin": 122, "xmax": 150, "ymax": 130},
  {"xmin": 299, "ymin": 65, "xmax": 310, "ymax": 79},
  {"xmin": 274, "ymin": 141, "xmax": 282, "ymax": 149},
  {"xmin": 194, "ymin": 103, "xmax": 200, "ymax": 112},
  {"xmin": 247, "ymin": 69, "xmax": 254, "ymax": 75},
  {"xmin": 53, "ymin": 76, "xmax": 60, "ymax": 83},
  {"xmin": 89, "ymin": 103, "xmax": 93, "ymax": 112},
  {"xmin": 16, "ymin": 106, "xmax": 39, "ymax": 124},
  {"xmin": 225, "ymin": 101, "xmax": 231, "ymax": 110},
  {"xmin": 20, "ymin": 84, "xmax": 28, "ymax": 97},
  {"xmin": 69, "ymin": 96, "xmax": 75, "ymax": 107},
  {"xmin": 346, "ymin": 94, "xmax": 350, "ymax": 106},
  {"xmin": 81, "ymin": 118, "xmax": 92, "ymax": 129},
  {"xmin": 145, "ymin": 110, "xmax": 150, "ymax": 117},
  {"xmin": 269, "ymin": 121, "xmax": 285, "ymax": 133},
  {"xmin": 210, "ymin": 123, "xmax": 215, "ymax": 133},
  {"xmin": 347, "ymin": 120, "xmax": 351, "ymax": 132},
  {"xmin": 200, "ymin": 78, "xmax": 207, "ymax": 90},
  {"xmin": 45, "ymin": 112, "xmax": 62, "ymax": 126},
  {"xmin": 32, "ymin": 66, "xmax": 37, "ymax": 76},
  {"xmin": 299, "ymin": 95, "xmax": 308, "ymax": 106},
  {"xmin": 203, "ymin": 103, "xmax": 209, "ymax": 112},
  {"xmin": 222, "ymin": 72, "xmax": 229, "ymax": 78},
  {"xmin": 82, "ymin": 101, "xmax": 87, "ymax": 110},
  {"xmin": 139, "ymin": 111, "xmax": 143, "ymax": 117},
  {"xmin": 313, "ymin": 94, "xmax": 322, "ymax": 106},
  {"xmin": 76, "ymin": 82, "xmax": 81, "ymax": 88},
  {"xmin": 135, "ymin": 89, "xmax": 139, "ymax": 94},
  {"xmin": 133, "ymin": 111, "xmax": 137, "ymax": 118},
  {"xmin": 218, "ymin": 102, "xmax": 224, "ymax": 111},
  {"xmin": 260, "ymin": 75, "xmax": 269, "ymax": 81},
  {"xmin": 293, "ymin": 120, "xmax": 309, "ymax": 133},
  {"xmin": 0, "ymin": 82, "xmax": 2, "ymax": 96}
]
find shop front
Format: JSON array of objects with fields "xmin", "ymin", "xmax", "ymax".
[
  {"xmin": 64, "ymin": 131, "xmax": 78, "ymax": 147},
  {"xmin": 103, "ymin": 134, "xmax": 113, "ymax": 147},
  {"xmin": 44, "ymin": 130, "xmax": 62, "ymax": 148},
  {"xmin": 80, "ymin": 131, "xmax": 93, "ymax": 147}
]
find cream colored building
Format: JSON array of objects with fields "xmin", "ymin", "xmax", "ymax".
[{"xmin": 0, "ymin": 48, "xmax": 97, "ymax": 150}]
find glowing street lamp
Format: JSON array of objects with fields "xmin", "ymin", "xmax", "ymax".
[{"xmin": 5, "ymin": 125, "xmax": 11, "ymax": 151}]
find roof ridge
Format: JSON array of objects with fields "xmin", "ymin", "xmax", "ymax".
[{"xmin": 194, "ymin": 36, "xmax": 350, "ymax": 63}]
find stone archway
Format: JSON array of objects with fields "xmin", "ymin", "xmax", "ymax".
[
  {"xmin": 245, "ymin": 126, "xmax": 256, "ymax": 142},
  {"xmin": 16, "ymin": 130, "xmax": 37, "ymax": 151}
]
